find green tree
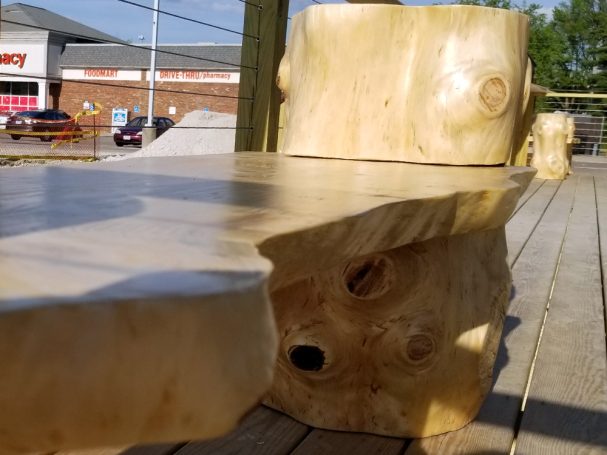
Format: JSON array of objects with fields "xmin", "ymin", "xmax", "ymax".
[{"xmin": 521, "ymin": 3, "xmax": 569, "ymax": 89}]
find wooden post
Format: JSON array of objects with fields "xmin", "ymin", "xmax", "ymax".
[
  {"xmin": 235, "ymin": 0, "xmax": 289, "ymax": 153},
  {"xmin": 510, "ymin": 83, "xmax": 549, "ymax": 166}
]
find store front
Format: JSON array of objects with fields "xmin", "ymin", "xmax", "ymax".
[
  {"xmin": 1, "ymin": 4, "xmax": 241, "ymax": 131},
  {"xmin": 0, "ymin": 81, "xmax": 39, "ymax": 111},
  {"xmin": 0, "ymin": 30, "xmax": 66, "ymax": 112}
]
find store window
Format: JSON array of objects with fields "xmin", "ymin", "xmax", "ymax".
[{"xmin": 0, "ymin": 82, "xmax": 38, "ymax": 112}]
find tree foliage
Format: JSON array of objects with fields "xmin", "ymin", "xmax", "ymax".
[{"xmin": 453, "ymin": 0, "xmax": 607, "ymax": 93}]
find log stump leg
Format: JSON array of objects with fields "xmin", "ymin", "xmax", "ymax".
[
  {"xmin": 265, "ymin": 227, "xmax": 510, "ymax": 438},
  {"xmin": 530, "ymin": 113, "xmax": 570, "ymax": 179}
]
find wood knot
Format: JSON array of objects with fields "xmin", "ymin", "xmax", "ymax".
[
  {"xmin": 478, "ymin": 75, "xmax": 510, "ymax": 117},
  {"xmin": 405, "ymin": 334, "xmax": 436, "ymax": 363},
  {"xmin": 342, "ymin": 254, "xmax": 394, "ymax": 300}
]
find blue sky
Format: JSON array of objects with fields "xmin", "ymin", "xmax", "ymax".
[{"xmin": 4, "ymin": 0, "xmax": 562, "ymax": 44}]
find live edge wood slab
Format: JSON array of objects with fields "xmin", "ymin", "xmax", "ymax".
[{"xmin": 0, "ymin": 153, "xmax": 534, "ymax": 452}]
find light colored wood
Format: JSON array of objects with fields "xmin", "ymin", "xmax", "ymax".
[
  {"xmin": 347, "ymin": 0, "xmax": 403, "ymax": 4},
  {"xmin": 279, "ymin": 4, "xmax": 530, "ymax": 165},
  {"xmin": 235, "ymin": 0, "xmax": 289, "ymax": 152},
  {"xmin": 510, "ymin": 58, "xmax": 534, "ymax": 166},
  {"xmin": 407, "ymin": 170, "xmax": 578, "ymax": 454},
  {"xmin": 52, "ymin": 448, "xmax": 128, "ymax": 455},
  {"xmin": 0, "ymin": 154, "xmax": 533, "ymax": 451},
  {"xmin": 566, "ymin": 116, "xmax": 575, "ymax": 174},
  {"xmin": 291, "ymin": 430, "xmax": 405, "ymax": 454},
  {"xmin": 530, "ymin": 113, "xmax": 570, "ymax": 179},
  {"xmin": 516, "ymin": 174, "xmax": 607, "ymax": 453},
  {"xmin": 266, "ymin": 228, "xmax": 515, "ymax": 437},
  {"xmin": 175, "ymin": 407, "xmax": 308, "ymax": 455}
]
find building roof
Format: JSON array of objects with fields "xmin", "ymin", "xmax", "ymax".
[
  {"xmin": 60, "ymin": 44, "xmax": 242, "ymax": 71},
  {"xmin": 1, "ymin": 3, "xmax": 123, "ymax": 43}
]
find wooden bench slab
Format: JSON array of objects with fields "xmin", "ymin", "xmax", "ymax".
[{"xmin": 0, "ymin": 153, "xmax": 533, "ymax": 453}]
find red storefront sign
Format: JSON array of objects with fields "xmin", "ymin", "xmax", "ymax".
[{"xmin": 0, "ymin": 53, "xmax": 27, "ymax": 69}]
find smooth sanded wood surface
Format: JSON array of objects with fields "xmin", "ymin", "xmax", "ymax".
[
  {"xmin": 0, "ymin": 153, "xmax": 532, "ymax": 454},
  {"xmin": 515, "ymin": 174, "xmax": 607, "ymax": 454},
  {"xmin": 49, "ymin": 162, "xmax": 607, "ymax": 454},
  {"xmin": 406, "ymin": 177, "xmax": 578, "ymax": 454}
]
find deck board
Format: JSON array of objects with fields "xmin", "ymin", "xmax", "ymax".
[
  {"xmin": 290, "ymin": 430, "xmax": 406, "ymax": 455},
  {"xmin": 506, "ymin": 179, "xmax": 560, "ymax": 265},
  {"xmin": 406, "ymin": 177, "xmax": 578, "ymax": 454},
  {"xmin": 515, "ymin": 174, "xmax": 607, "ymax": 453},
  {"xmin": 512, "ymin": 178, "xmax": 544, "ymax": 215},
  {"xmin": 174, "ymin": 407, "xmax": 308, "ymax": 455}
]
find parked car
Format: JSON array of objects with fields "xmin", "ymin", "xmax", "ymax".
[
  {"xmin": 113, "ymin": 116, "xmax": 175, "ymax": 147},
  {"xmin": 0, "ymin": 110, "xmax": 14, "ymax": 129},
  {"xmin": 6, "ymin": 109, "xmax": 81, "ymax": 142}
]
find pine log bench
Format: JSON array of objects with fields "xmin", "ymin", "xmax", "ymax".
[{"xmin": 1, "ymin": 154, "xmax": 606, "ymax": 454}]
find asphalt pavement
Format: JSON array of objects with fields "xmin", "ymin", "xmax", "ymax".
[{"xmin": 0, "ymin": 132, "xmax": 140, "ymax": 158}]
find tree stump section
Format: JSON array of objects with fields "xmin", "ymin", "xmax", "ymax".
[
  {"xmin": 278, "ymin": 4, "xmax": 530, "ymax": 165},
  {"xmin": 531, "ymin": 113, "xmax": 570, "ymax": 179},
  {"xmin": 266, "ymin": 228, "xmax": 511, "ymax": 437}
]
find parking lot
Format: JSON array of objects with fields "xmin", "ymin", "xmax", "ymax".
[{"xmin": 0, "ymin": 132, "xmax": 141, "ymax": 159}]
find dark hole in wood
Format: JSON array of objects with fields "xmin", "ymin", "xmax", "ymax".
[
  {"xmin": 344, "ymin": 256, "xmax": 391, "ymax": 299},
  {"xmin": 288, "ymin": 345, "xmax": 325, "ymax": 372}
]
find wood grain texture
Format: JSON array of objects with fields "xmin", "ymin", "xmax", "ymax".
[
  {"xmin": 506, "ymin": 179, "xmax": 560, "ymax": 265},
  {"xmin": 530, "ymin": 113, "xmax": 570, "ymax": 179},
  {"xmin": 267, "ymin": 229, "xmax": 513, "ymax": 437},
  {"xmin": 0, "ymin": 153, "xmax": 534, "ymax": 452},
  {"xmin": 406, "ymin": 174, "xmax": 578, "ymax": 454},
  {"xmin": 279, "ymin": 4, "xmax": 530, "ymax": 164},
  {"xmin": 515, "ymin": 174, "xmax": 607, "ymax": 453},
  {"xmin": 291, "ymin": 430, "xmax": 406, "ymax": 455},
  {"xmin": 235, "ymin": 0, "xmax": 289, "ymax": 152},
  {"xmin": 174, "ymin": 407, "xmax": 308, "ymax": 455}
]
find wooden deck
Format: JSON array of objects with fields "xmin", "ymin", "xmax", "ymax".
[{"xmin": 53, "ymin": 157, "xmax": 607, "ymax": 455}]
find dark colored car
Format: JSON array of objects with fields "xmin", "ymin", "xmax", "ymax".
[
  {"xmin": 6, "ymin": 109, "xmax": 81, "ymax": 142},
  {"xmin": 113, "ymin": 116, "xmax": 175, "ymax": 147}
]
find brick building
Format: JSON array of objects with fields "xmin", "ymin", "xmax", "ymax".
[
  {"xmin": 59, "ymin": 43, "xmax": 240, "ymax": 131},
  {"xmin": 0, "ymin": 3, "xmax": 241, "ymax": 132}
]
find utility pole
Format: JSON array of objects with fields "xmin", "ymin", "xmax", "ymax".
[{"xmin": 143, "ymin": 0, "xmax": 160, "ymax": 148}]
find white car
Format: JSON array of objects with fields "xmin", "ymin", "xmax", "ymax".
[{"xmin": 0, "ymin": 111, "xmax": 14, "ymax": 129}]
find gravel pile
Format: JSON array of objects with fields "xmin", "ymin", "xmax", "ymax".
[{"xmin": 128, "ymin": 110, "xmax": 236, "ymax": 159}]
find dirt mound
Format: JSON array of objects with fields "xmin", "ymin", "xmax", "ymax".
[{"xmin": 128, "ymin": 110, "xmax": 236, "ymax": 158}]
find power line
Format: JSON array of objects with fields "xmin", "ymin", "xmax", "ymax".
[
  {"xmin": 117, "ymin": 0, "xmax": 259, "ymax": 41},
  {"xmin": 0, "ymin": 72, "xmax": 254, "ymax": 101},
  {"xmin": 0, "ymin": 19, "xmax": 255, "ymax": 70},
  {"xmin": 237, "ymin": 0, "xmax": 262, "ymax": 8}
]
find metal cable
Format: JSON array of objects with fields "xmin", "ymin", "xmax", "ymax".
[
  {"xmin": 1, "ymin": 19, "xmax": 256, "ymax": 70},
  {"xmin": 117, "ymin": 0, "xmax": 259, "ymax": 41},
  {"xmin": 0, "ymin": 72, "xmax": 254, "ymax": 101},
  {"xmin": 237, "ymin": 0, "xmax": 262, "ymax": 8}
]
